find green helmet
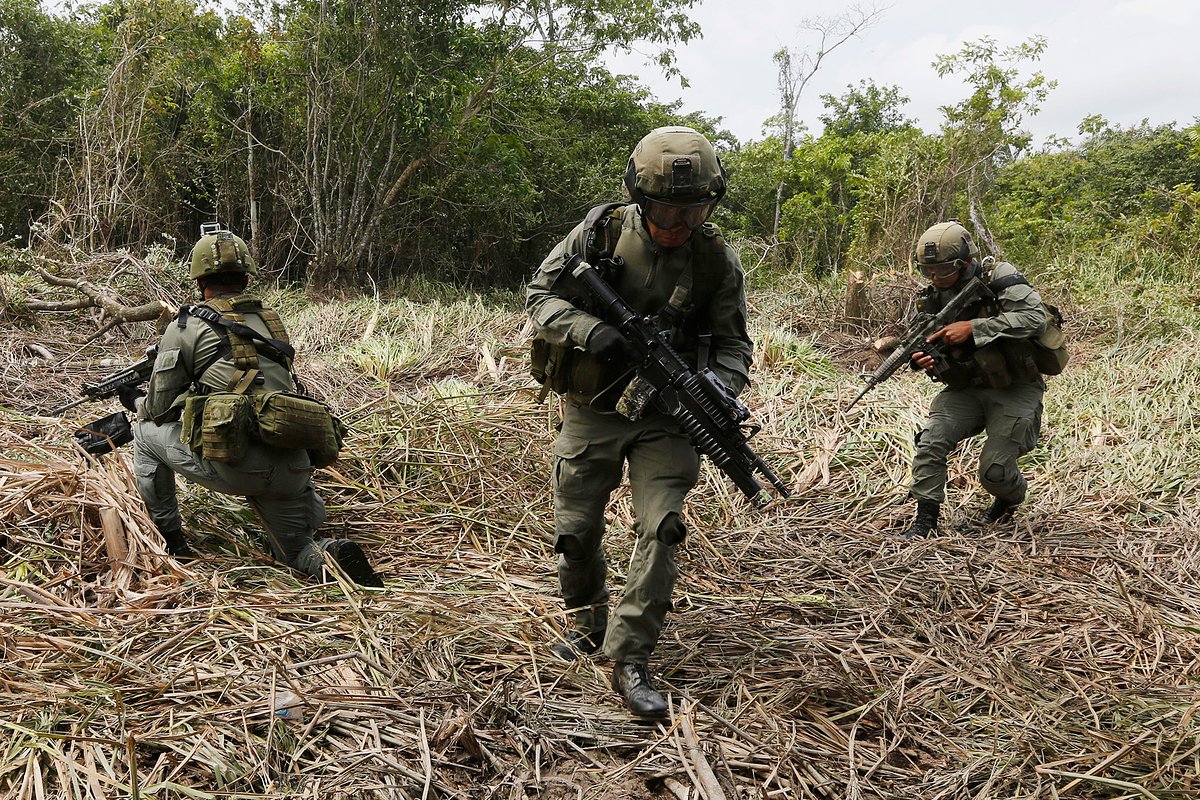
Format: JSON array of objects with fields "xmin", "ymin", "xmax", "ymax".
[
  {"xmin": 623, "ymin": 126, "xmax": 727, "ymax": 209},
  {"xmin": 189, "ymin": 230, "xmax": 257, "ymax": 280},
  {"xmin": 914, "ymin": 221, "xmax": 979, "ymax": 266}
]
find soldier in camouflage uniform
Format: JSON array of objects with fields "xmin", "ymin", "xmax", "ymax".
[
  {"xmin": 526, "ymin": 127, "xmax": 753, "ymax": 718},
  {"xmin": 121, "ymin": 230, "xmax": 381, "ymax": 585},
  {"xmin": 903, "ymin": 221, "xmax": 1048, "ymax": 539}
]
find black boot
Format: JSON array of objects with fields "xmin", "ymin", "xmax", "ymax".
[
  {"xmin": 982, "ymin": 498, "xmax": 1019, "ymax": 524},
  {"xmin": 551, "ymin": 628, "xmax": 605, "ymax": 662},
  {"xmin": 324, "ymin": 540, "xmax": 384, "ymax": 587},
  {"xmin": 900, "ymin": 500, "xmax": 940, "ymax": 540},
  {"xmin": 611, "ymin": 662, "xmax": 668, "ymax": 719},
  {"xmin": 159, "ymin": 528, "xmax": 194, "ymax": 560}
]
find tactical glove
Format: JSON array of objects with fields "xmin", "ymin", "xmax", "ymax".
[
  {"xmin": 585, "ymin": 324, "xmax": 632, "ymax": 362},
  {"xmin": 117, "ymin": 385, "xmax": 146, "ymax": 413}
]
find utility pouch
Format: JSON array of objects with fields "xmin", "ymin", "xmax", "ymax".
[
  {"xmin": 200, "ymin": 392, "xmax": 254, "ymax": 463},
  {"xmin": 308, "ymin": 412, "xmax": 347, "ymax": 468},
  {"xmin": 180, "ymin": 394, "xmax": 207, "ymax": 453},
  {"xmin": 972, "ymin": 346, "xmax": 1012, "ymax": 389},
  {"xmin": 529, "ymin": 337, "xmax": 574, "ymax": 398},
  {"xmin": 254, "ymin": 391, "xmax": 332, "ymax": 450}
]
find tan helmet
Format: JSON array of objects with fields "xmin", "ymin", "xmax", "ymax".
[
  {"xmin": 189, "ymin": 230, "xmax": 257, "ymax": 280},
  {"xmin": 914, "ymin": 221, "xmax": 979, "ymax": 266},
  {"xmin": 623, "ymin": 126, "xmax": 726, "ymax": 209}
]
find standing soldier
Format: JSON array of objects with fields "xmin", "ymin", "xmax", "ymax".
[
  {"xmin": 526, "ymin": 127, "xmax": 754, "ymax": 718},
  {"xmin": 903, "ymin": 221, "xmax": 1049, "ymax": 538},
  {"xmin": 120, "ymin": 228, "xmax": 382, "ymax": 585}
]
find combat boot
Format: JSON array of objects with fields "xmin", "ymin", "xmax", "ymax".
[
  {"xmin": 611, "ymin": 662, "xmax": 668, "ymax": 719},
  {"xmin": 551, "ymin": 628, "xmax": 605, "ymax": 662},
  {"xmin": 324, "ymin": 540, "xmax": 384, "ymax": 587},
  {"xmin": 900, "ymin": 500, "xmax": 940, "ymax": 540},
  {"xmin": 159, "ymin": 527, "xmax": 194, "ymax": 559},
  {"xmin": 982, "ymin": 498, "xmax": 1018, "ymax": 524}
]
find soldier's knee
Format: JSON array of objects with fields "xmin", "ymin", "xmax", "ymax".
[
  {"xmin": 655, "ymin": 512, "xmax": 687, "ymax": 545},
  {"xmin": 555, "ymin": 532, "xmax": 593, "ymax": 561},
  {"xmin": 980, "ymin": 460, "xmax": 1019, "ymax": 493}
]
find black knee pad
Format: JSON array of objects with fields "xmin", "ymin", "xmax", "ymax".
[
  {"xmin": 656, "ymin": 512, "xmax": 687, "ymax": 545},
  {"xmin": 554, "ymin": 533, "xmax": 587, "ymax": 561},
  {"xmin": 982, "ymin": 462, "xmax": 1010, "ymax": 485}
]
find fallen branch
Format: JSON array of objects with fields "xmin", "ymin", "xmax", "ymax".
[{"xmin": 30, "ymin": 264, "xmax": 171, "ymax": 324}]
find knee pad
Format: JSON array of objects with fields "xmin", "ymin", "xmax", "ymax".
[
  {"xmin": 554, "ymin": 533, "xmax": 588, "ymax": 561},
  {"xmin": 983, "ymin": 463, "xmax": 1008, "ymax": 485},
  {"xmin": 655, "ymin": 512, "xmax": 687, "ymax": 546}
]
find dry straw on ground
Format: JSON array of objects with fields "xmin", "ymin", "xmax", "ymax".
[{"xmin": 1, "ymin": 260, "xmax": 1198, "ymax": 799}]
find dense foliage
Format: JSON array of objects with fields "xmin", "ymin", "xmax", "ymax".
[{"xmin": 3, "ymin": 2, "xmax": 1199, "ymax": 299}]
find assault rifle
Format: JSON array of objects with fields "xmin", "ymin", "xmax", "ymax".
[
  {"xmin": 846, "ymin": 276, "xmax": 989, "ymax": 410},
  {"xmin": 568, "ymin": 257, "xmax": 790, "ymax": 507},
  {"xmin": 52, "ymin": 345, "xmax": 158, "ymax": 416}
]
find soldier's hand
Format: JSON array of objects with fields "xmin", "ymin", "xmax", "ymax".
[
  {"xmin": 117, "ymin": 385, "xmax": 146, "ymax": 413},
  {"xmin": 927, "ymin": 320, "xmax": 973, "ymax": 346},
  {"xmin": 586, "ymin": 324, "xmax": 632, "ymax": 362},
  {"xmin": 911, "ymin": 351, "xmax": 937, "ymax": 371}
]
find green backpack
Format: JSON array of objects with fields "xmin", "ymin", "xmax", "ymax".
[{"xmin": 988, "ymin": 271, "xmax": 1070, "ymax": 376}]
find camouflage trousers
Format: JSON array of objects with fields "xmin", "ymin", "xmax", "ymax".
[
  {"xmin": 132, "ymin": 419, "xmax": 330, "ymax": 576},
  {"xmin": 551, "ymin": 402, "xmax": 700, "ymax": 665},
  {"xmin": 910, "ymin": 381, "xmax": 1044, "ymax": 505}
]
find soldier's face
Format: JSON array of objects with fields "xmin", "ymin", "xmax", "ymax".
[{"xmin": 645, "ymin": 217, "xmax": 694, "ymax": 248}]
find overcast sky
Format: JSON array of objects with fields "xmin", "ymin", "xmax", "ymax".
[{"xmin": 606, "ymin": 0, "xmax": 1199, "ymax": 147}]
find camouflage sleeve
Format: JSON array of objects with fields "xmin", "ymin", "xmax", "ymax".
[
  {"xmin": 525, "ymin": 221, "xmax": 604, "ymax": 349},
  {"xmin": 706, "ymin": 247, "xmax": 754, "ymax": 395},
  {"xmin": 972, "ymin": 263, "xmax": 1048, "ymax": 347}
]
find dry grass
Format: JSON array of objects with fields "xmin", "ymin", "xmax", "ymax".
[{"xmin": 1, "ymin": 263, "xmax": 1198, "ymax": 799}]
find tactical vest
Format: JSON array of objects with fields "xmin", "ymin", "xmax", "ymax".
[
  {"xmin": 531, "ymin": 203, "xmax": 736, "ymax": 408},
  {"xmin": 180, "ymin": 295, "xmax": 295, "ymax": 394},
  {"xmin": 175, "ymin": 296, "xmax": 344, "ymax": 466}
]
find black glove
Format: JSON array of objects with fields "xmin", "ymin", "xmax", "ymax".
[
  {"xmin": 585, "ymin": 324, "xmax": 631, "ymax": 362},
  {"xmin": 116, "ymin": 384, "xmax": 146, "ymax": 413}
]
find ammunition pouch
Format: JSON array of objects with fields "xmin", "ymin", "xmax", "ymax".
[
  {"xmin": 197, "ymin": 392, "xmax": 254, "ymax": 463},
  {"xmin": 529, "ymin": 336, "xmax": 631, "ymax": 408}
]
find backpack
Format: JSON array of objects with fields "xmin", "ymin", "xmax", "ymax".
[{"xmin": 987, "ymin": 270, "xmax": 1070, "ymax": 376}]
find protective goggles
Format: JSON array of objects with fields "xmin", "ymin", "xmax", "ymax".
[
  {"xmin": 916, "ymin": 259, "xmax": 965, "ymax": 279},
  {"xmin": 644, "ymin": 199, "xmax": 715, "ymax": 230}
]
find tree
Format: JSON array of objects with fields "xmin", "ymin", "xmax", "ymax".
[
  {"xmin": 769, "ymin": 5, "xmax": 883, "ymax": 243},
  {"xmin": 0, "ymin": 0, "xmax": 96, "ymax": 241},
  {"xmin": 818, "ymin": 80, "xmax": 914, "ymax": 138},
  {"xmin": 933, "ymin": 35, "xmax": 1055, "ymax": 255},
  {"xmin": 276, "ymin": 0, "xmax": 703, "ymax": 289}
]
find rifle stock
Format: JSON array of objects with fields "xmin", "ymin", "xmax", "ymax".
[
  {"xmin": 846, "ymin": 276, "xmax": 989, "ymax": 410},
  {"xmin": 569, "ymin": 257, "xmax": 789, "ymax": 507}
]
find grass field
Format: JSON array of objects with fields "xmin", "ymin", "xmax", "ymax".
[{"xmin": 1, "ymin": 253, "xmax": 1198, "ymax": 799}]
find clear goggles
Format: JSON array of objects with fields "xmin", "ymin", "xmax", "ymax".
[
  {"xmin": 916, "ymin": 259, "xmax": 965, "ymax": 280},
  {"xmin": 644, "ymin": 199, "xmax": 715, "ymax": 230}
]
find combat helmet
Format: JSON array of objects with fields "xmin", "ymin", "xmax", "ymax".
[
  {"xmin": 914, "ymin": 221, "xmax": 979, "ymax": 266},
  {"xmin": 190, "ymin": 229, "xmax": 257, "ymax": 280},
  {"xmin": 624, "ymin": 126, "xmax": 726, "ymax": 229}
]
